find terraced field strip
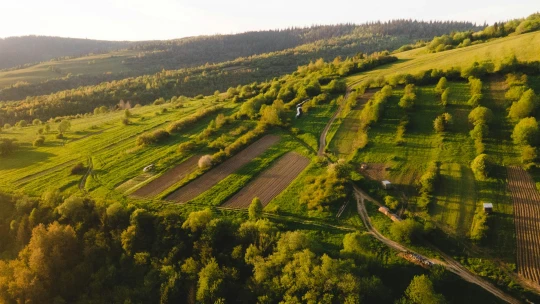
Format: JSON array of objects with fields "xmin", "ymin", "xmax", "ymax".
[
  {"xmin": 166, "ymin": 135, "xmax": 280, "ymax": 203},
  {"xmin": 15, "ymin": 159, "xmax": 78, "ymax": 185},
  {"xmin": 222, "ymin": 152, "xmax": 310, "ymax": 208},
  {"xmin": 507, "ymin": 166, "xmax": 540, "ymax": 285},
  {"xmin": 116, "ymin": 173, "xmax": 155, "ymax": 194},
  {"xmin": 131, "ymin": 155, "xmax": 201, "ymax": 198}
]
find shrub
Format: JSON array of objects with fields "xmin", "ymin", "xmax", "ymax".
[
  {"xmin": 441, "ymin": 87, "xmax": 450, "ymax": 106},
  {"xmin": 71, "ymin": 162, "xmax": 86, "ymax": 175},
  {"xmin": 384, "ymin": 196, "xmax": 400, "ymax": 210},
  {"xmin": 435, "ymin": 77, "xmax": 447, "ymax": 94},
  {"xmin": 390, "ymin": 219, "xmax": 423, "ymax": 244},
  {"xmin": 136, "ymin": 129, "xmax": 170, "ymax": 146},
  {"xmin": 508, "ymin": 89, "xmax": 537, "ymax": 120},
  {"xmin": 471, "ymin": 154, "xmax": 491, "ymax": 180},
  {"xmin": 178, "ymin": 141, "xmax": 196, "ymax": 154},
  {"xmin": 167, "ymin": 106, "xmax": 223, "ymax": 134},
  {"xmin": 512, "ymin": 117, "xmax": 539, "ymax": 146},
  {"xmin": 468, "ymin": 106, "xmax": 493, "ymax": 125},
  {"xmin": 33, "ymin": 136, "xmax": 45, "ymax": 147},
  {"xmin": 470, "ymin": 211, "xmax": 489, "ymax": 242},
  {"xmin": 198, "ymin": 155, "xmax": 213, "ymax": 169},
  {"xmin": 468, "ymin": 94, "xmax": 483, "ymax": 107},
  {"xmin": 521, "ymin": 145, "xmax": 537, "ymax": 164}
]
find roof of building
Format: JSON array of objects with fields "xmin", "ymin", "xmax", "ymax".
[
  {"xmin": 483, "ymin": 203, "xmax": 493, "ymax": 208},
  {"xmin": 382, "ymin": 180, "xmax": 391, "ymax": 185}
]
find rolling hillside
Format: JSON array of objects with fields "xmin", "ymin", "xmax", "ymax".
[{"xmin": 0, "ymin": 20, "xmax": 481, "ymax": 99}]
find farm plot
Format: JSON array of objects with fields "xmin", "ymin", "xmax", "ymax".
[
  {"xmin": 131, "ymin": 155, "xmax": 200, "ymax": 198},
  {"xmin": 222, "ymin": 152, "xmax": 310, "ymax": 208},
  {"xmin": 166, "ymin": 135, "xmax": 280, "ymax": 203},
  {"xmin": 507, "ymin": 166, "xmax": 540, "ymax": 285}
]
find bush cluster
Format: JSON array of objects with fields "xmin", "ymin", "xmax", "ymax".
[{"xmin": 136, "ymin": 129, "xmax": 170, "ymax": 146}]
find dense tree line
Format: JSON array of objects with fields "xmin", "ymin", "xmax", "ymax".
[
  {"xmin": 126, "ymin": 20, "xmax": 481, "ymax": 71},
  {"xmin": 426, "ymin": 13, "xmax": 540, "ymax": 53},
  {"xmin": 0, "ymin": 52, "xmax": 396, "ymax": 126},
  {"xmin": 0, "ymin": 191, "xmax": 461, "ymax": 303}
]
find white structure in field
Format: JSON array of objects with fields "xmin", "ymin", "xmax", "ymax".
[
  {"xmin": 483, "ymin": 202, "xmax": 493, "ymax": 213},
  {"xmin": 381, "ymin": 180, "xmax": 392, "ymax": 189}
]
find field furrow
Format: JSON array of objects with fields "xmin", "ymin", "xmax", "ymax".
[
  {"xmin": 166, "ymin": 135, "xmax": 280, "ymax": 203},
  {"xmin": 507, "ymin": 166, "xmax": 540, "ymax": 285},
  {"xmin": 222, "ymin": 152, "xmax": 310, "ymax": 208}
]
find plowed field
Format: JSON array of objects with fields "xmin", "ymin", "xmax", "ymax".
[
  {"xmin": 166, "ymin": 135, "xmax": 280, "ymax": 203},
  {"xmin": 222, "ymin": 152, "xmax": 310, "ymax": 208},
  {"xmin": 131, "ymin": 155, "xmax": 200, "ymax": 198},
  {"xmin": 507, "ymin": 166, "xmax": 540, "ymax": 285}
]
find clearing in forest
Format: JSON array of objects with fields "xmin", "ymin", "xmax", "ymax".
[
  {"xmin": 131, "ymin": 155, "xmax": 201, "ymax": 198},
  {"xmin": 166, "ymin": 134, "xmax": 280, "ymax": 203},
  {"xmin": 222, "ymin": 152, "xmax": 310, "ymax": 208},
  {"xmin": 507, "ymin": 166, "xmax": 540, "ymax": 285}
]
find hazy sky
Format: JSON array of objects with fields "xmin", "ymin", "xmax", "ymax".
[{"xmin": 1, "ymin": 0, "xmax": 539, "ymax": 41}]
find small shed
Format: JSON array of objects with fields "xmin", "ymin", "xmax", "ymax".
[
  {"xmin": 360, "ymin": 163, "xmax": 368, "ymax": 170},
  {"xmin": 483, "ymin": 203, "xmax": 493, "ymax": 214},
  {"xmin": 381, "ymin": 180, "xmax": 392, "ymax": 189}
]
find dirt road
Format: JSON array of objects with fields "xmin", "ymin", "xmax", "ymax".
[{"xmin": 353, "ymin": 186, "xmax": 520, "ymax": 304}]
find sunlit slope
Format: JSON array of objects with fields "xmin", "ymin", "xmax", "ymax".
[
  {"xmin": 0, "ymin": 50, "xmax": 139, "ymax": 87},
  {"xmin": 347, "ymin": 31, "xmax": 540, "ymax": 86}
]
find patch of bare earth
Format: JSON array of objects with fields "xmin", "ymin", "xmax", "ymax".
[
  {"xmin": 222, "ymin": 152, "xmax": 310, "ymax": 208},
  {"xmin": 131, "ymin": 155, "xmax": 201, "ymax": 198},
  {"xmin": 359, "ymin": 163, "xmax": 389, "ymax": 181},
  {"xmin": 166, "ymin": 135, "xmax": 280, "ymax": 203},
  {"xmin": 507, "ymin": 166, "xmax": 540, "ymax": 285}
]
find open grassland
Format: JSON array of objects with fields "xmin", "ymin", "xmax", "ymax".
[
  {"xmin": 507, "ymin": 166, "xmax": 540, "ymax": 285},
  {"xmin": 0, "ymin": 50, "xmax": 141, "ymax": 88},
  {"xmin": 346, "ymin": 31, "xmax": 540, "ymax": 88},
  {"xmin": 222, "ymin": 152, "xmax": 310, "ymax": 208},
  {"xmin": 166, "ymin": 135, "xmax": 281, "ymax": 203},
  {"xmin": 0, "ymin": 97, "xmax": 238, "ymax": 196}
]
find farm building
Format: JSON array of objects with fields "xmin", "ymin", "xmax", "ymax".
[
  {"xmin": 382, "ymin": 180, "xmax": 392, "ymax": 189},
  {"xmin": 483, "ymin": 203, "xmax": 493, "ymax": 213}
]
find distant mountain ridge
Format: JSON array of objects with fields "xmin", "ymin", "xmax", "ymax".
[{"xmin": 0, "ymin": 20, "xmax": 481, "ymax": 70}]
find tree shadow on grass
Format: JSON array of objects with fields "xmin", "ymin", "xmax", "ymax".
[{"xmin": 0, "ymin": 144, "xmax": 55, "ymax": 170}]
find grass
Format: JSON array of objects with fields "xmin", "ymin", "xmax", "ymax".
[
  {"xmin": 0, "ymin": 50, "xmax": 141, "ymax": 88},
  {"xmin": 0, "ymin": 97, "xmax": 237, "ymax": 196},
  {"xmin": 346, "ymin": 31, "xmax": 540, "ymax": 88},
  {"xmin": 342, "ymin": 80, "xmax": 518, "ymax": 261}
]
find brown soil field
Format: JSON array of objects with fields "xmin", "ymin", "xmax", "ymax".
[
  {"xmin": 166, "ymin": 134, "xmax": 280, "ymax": 203},
  {"xmin": 222, "ymin": 152, "xmax": 310, "ymax": 208},
  {"xmin": 131, "ymin": 155, "xmax": 200, "ymax": 198},
  {"xmin": 507, "ymin": 166, "xmax": 540, "ymax": 285}
]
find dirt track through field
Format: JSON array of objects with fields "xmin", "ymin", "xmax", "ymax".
[
  {"xmin": 166, "ymin": 135, "xmax": 280, "ymax": 203},
  {"xmin": 507, "ymin": 166, "xmax": 540, "ymax": 285},
  {"xmin": 131, "ymin": 155, "xmax": 200, "ymax": 198},
  {"xmin": 222, "ymin": 152, "xmax": 310, "ymax": 208}
]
